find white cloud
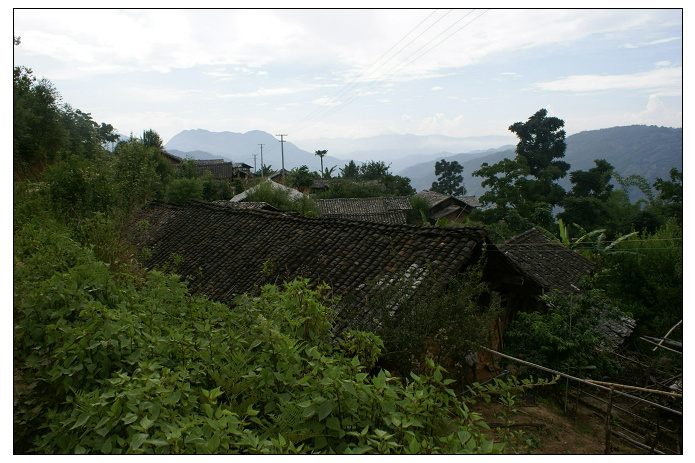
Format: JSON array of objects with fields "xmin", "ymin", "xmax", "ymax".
[
  {"xmin": 431, "ymin": 86, "xmax": 443, "ymax": 91},
  {"xmin": 416, "ymin": 113, "xmax": 465, "ymax": 137},
  {"xmin": 533, "ymin": 67, "xmax": 682, "ymax": 93}
]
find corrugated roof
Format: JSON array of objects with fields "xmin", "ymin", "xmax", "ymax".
[{"xmin": 130, "ymin": 200, "xmax": 488, "ymax": 332}]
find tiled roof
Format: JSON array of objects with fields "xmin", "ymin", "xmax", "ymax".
[
  {"xmin": 458, "ymin": 196, "xmax": 481, "ymax": 208},
  {"xmin": 316, "ymin": 197, "xmax": 411, "ymax": 224},
  {"xmin": 494, "ymin": 228, "xmax": 595, "ymax": 295},
  {"xmin": 211, "ymin": 201, "xmax": 280, "ymax": 211},
  {"xmin": 195, "ymin": 159, "xmax": 226, "ymax": 166},
  {"xmin": 322, "ymin": 211, "xmax": 408, "ymax": 224},
  {"xmin": 130, "ymin": 200, "xmax": 488, "ymax": 332},
  {"xmin": 415, "ymin": 190, "xmax": 480, "ymax": 210},
  {"xmin": 414, "ymin": 190, "xmax": 451, "ymax": 208}
]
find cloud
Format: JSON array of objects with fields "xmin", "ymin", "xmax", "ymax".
[
  {"xmin": 431, "ymin": 86, "xmax": 443, "ymax": 91},
  {"xmin": 416, "ymin": 113, "xmax": 465, "ymax": 137},
  {"xmin": 533, "ymin": 67, "xmax": 682, "ymax": 93}
]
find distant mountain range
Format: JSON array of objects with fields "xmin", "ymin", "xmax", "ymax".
[
  {"xmin": 165, "ymin": 126, "xmax": 682, "ymax": 199},
  {"xmin": 401, "ymin": 126, "xmax": 682, "ymax": 197}
]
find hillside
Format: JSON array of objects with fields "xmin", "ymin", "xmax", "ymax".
[{"xmin": 402, "ymin": 126, "xmax": 683, "ymax": 195}]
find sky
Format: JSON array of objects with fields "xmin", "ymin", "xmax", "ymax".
[{"xmin": 12, "ymin": 6, "xmax": 683, "ymax": 154}]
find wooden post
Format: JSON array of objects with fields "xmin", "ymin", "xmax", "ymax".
[{"xmin": 605, "ymin": 385, "xmax": 614, "ymax": 454}]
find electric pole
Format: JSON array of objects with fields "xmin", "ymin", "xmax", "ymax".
[
  {"xmin": 276, "ymin": 134, "xmax": 287, "ymax": 184},
  {"xmin": 258, "ymin": 143, "xmax": 265, "ymax": 180},
  {"xmin": 252, "ymin": 152, "xmax": 258, "ymax": 174}
]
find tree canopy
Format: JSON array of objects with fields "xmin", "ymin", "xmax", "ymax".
[{"xmin": 431, "ymin": 159, "xmax": 466, "ymax": 196}]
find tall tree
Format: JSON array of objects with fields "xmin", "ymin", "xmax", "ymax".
[
  {"xmin": 431, "ymin": 159, "xmax": 466, "ymax": 196},
  {"xmin": 340, "ymin": 160, "xmax": 360, "ymax": 178},
  {"xmin": 13, "ymin": 66, "xmax": 68, "ymax": 178},
  {"xmin": 559, "ymin": 159, "xmax": 616, "ymax": 232},
  {"xmin": 315, "ymin": 149, "xmax": 328, "ymax": 177},
  {"xmin": 508, "ymin": 108, "xmax": 569, "ymax": 181}
]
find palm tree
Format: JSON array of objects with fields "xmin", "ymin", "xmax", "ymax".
[{"xmin": 315, "ymin": 150, "xmax": 328, "ymax": 177}]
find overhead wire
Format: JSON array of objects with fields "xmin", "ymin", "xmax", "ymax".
[
  {"xmin": 286, "ymin": 9, "xmax": 447, "ymax": 135},
  {"xmin": 286, "ymin": 9, "xmax": 489, "ymax": 138},
  {"xmin": 315, "ymin": 8, "xmax": 487, "ymax": 124}
]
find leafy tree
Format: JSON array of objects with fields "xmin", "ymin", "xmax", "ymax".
[
  {"xmin": 431, "ymin": 159, "xmax": 466, "ymax": 196},
  {"xmin": 359, "ymin": 160, "xmax": 391, "ymax": 180},
  {"xmin": 314, "ymin": 179, "xmax": 386, "ymax": 199},
  {"xmin": 259, "ymin": 164, "xmax": 274, "ymax": 177},
  {"xmin": 165, "ymin": 177, "xmax": 205, "ymax": 205},
  {"xmin": 652, "ymin": 168, "xmax": 682, "ymax": 224},
  {"xmin": 503, "ymin": 284, "xmax": 624, "ymax": 380},
  {"xmin": 340, "ymin": 160, "xmax": 360, "ymax": 178},
  {"xmin": 142, "ymin": 128, "xmax": 164, "ymax": 149},
  {"xmin": 600, "ymin": 220, "xmax": 683, "ymax": 341},
  {"xmin": 13, "ymin": 66, "xmax": 68, "ymax": 178},
  {"xmin": 111, "ymin": 137, "xmax": 171, "ymax": 214},
  {"xmin": 508, "ymin": 108, "xmax": 569, "ymax": 182},
  {"xmin": 472, "ymin": 109, "xmax": 569, "ymax": 232},
  {"xmin": 560, "ymin": 159, "xmax": 616, "ymax": 232},
  {"xmin": 383, "ymin": 174, "xmax": 416, "ymax": 197},
  {"xmin": 288, "ymin": 165, "xmax": 319, "ymax": 190},
  {"xmin": 43, "ymin": 155, "xmax": 114, "ymax": 222},
  {"xmin": 322, "ymin": 166, "xmax": 337, "ymax": 179},
  {"xmin": 315, "ymin": 149, "xmax": 328, "ymax": 176},
  {"xmin": 59, "ymin": 105, "xmax": 118, "ymax": 159}
]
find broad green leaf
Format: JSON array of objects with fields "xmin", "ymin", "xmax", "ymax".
[
  {"xmin": 129, "ymin": 432, "xmax": 148, "ymax": 451},
  {"xmin": 318, "ymin": 399, "xmax": 333, "ymax": 421},
  {"xmin": 326, "ymin": 416, "xmax": 341, "ymax": 431}
]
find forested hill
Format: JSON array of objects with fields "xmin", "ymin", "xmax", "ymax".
[{"xmin": 403, "ymin": 125, "xmax": 682, "ymax": 194}]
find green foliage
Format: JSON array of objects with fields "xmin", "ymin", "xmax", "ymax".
[
  {"xmin": 44, "ymin": 154, "xmax": 115, "ymax": 222},
  {"xmin": 599, "ymin": 220, "xmax": 682, "ymax": 341},
  {"xmin": 371, "ymin": 259, "xmax": 501, "ymax": 383},
  {"xmin": 406, "ymin": 196, "xmax": 431, "ymax": 224},
  {"xmin": 315, "ymin": 179, "xmax": 385, "ymax": 199},
  {"xmin": 359, "ymin": 160, "xmax": 391, "ymax": 180},
  {"xmin": 165, "ymin": 178, "xmax": 204, "ymax": 205},
  {"xmin": 340, "ymin": 160, "xmax": 360, "ymax": 178},
  {"xmin": 13, "ymin": 192, "xmax": 525, "ymax": 454},
  {"xmin": 13, "ymin": 66, "xmax": 68, "ymax": 178},
  {"xmin": 472, "ymin": 109, "xmax": 568, "ymax": 232},
  {"xmin": 431, "ymin": 159, "xmax": 466, "ymax": 196},
  {"xmin": 314, "ymin": 149, "xmax": 328, "ymax": 176},
  {"xmin": 112, "ymin": 138, "xmax": 170, "ymax": 213},
  {"xmin": 508, "ymin": 108, "xmax": 569, "ymax": 182},
  {"xmin": 503, "ymin": 285, "xmax": 625, "ymax": 380},
  {"xmin": 288, "ymin": 165, "xmax": 319, "ymax": 190},
  {"xmin": 245, "ymin": 180, "xmax": 319, "ymax": 216},
  {"xmin": 339, "ymin": 331, "xmax": 384, "ymax": 371}
]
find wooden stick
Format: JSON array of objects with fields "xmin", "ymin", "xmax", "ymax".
[
  {"xmin": 652, "ymin": 320, "xmax": 682, "ymax": 352},
  {"xmin": 583, "ymin": 379, "xmax": 682, "ymax": 398}
]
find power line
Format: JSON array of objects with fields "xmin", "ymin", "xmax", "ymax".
[
  {"xmin": 309, "ymin": 9, "xmax": 488, "ymax": 127},
  {"xmin": 286, "ymin": 10, "xmax": 449, "ymax": 136},
  {"xmin": 286, "ymin": 9, "xmax": 489, "ymax": 137}
]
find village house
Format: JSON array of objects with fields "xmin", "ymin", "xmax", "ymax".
[
  {"xmin": 130, "ymin": 199, "xmax": 489, "ymax": 335},
  {"xmin": 414, "ymin": 190, "xmax": 481, "ymax": 224},
  {"xmin": 482, "ymin": 228, "xmax": 633, "ymax": 350},
  {"xmin": 129, "ymin": 201, "xmax": 612, "ymax": 377},
  {"xmin": 196, "ymin": 160, "xmax": 253, "ymax": 180}
]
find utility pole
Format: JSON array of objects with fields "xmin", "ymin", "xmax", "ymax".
[
  {"xmin": 276, "ymin": 134, "xmax": 287, "ymax": 185},
  {"xmin": 252, "ymin": 152, "xmax": 258, "ymax": 174},
  {"xmin": 258, "ymin": 143, "xmax": 265, "ymax": 180}
]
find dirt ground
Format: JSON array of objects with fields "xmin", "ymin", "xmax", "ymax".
[{"xmin": 471, "ymin": 396, "xmax": 646, "ymax": 455}]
